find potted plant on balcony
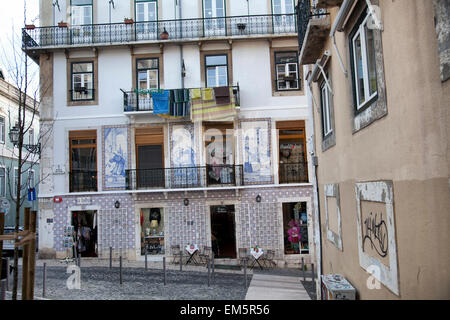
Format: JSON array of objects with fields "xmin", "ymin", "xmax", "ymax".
[
  {"xmin": 160, "ymin": 28, "xmax": 169, "ymax": 40},
  {"xmin": 58, "ymin": 21, "xmax": 68, "ymax": 28},
  {"xmin": 124, "ymin": 17, "xmax": 134, "ymax": 24},
  {"xmin": 25, "ymin": 24, "xmax": 36, "ymax": 30}
]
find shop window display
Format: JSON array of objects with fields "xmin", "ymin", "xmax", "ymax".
[
  {"xmin": 140, "ymin": 208, "xmax": 165, "ymax": 255},
  {"xmin": 283, "ymin": 202, "xmax": 309, "ymax": 254}
]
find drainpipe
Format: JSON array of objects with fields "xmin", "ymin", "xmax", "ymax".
[
  {"xmin": 178, "ymin": 0, "xmax": 185, "ymax": 89},
  {"xmin": 306, "ymin": 70, "xmax": 323, "ymax": 300}
]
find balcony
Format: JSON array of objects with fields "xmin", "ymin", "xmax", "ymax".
[
  {"xmin": 279, "ymin": 162, "xmax": 309, "ymax": 184},
  {"xmin": 22, "ymin": 13, "xmax": 297, "ymax": 54},
  {"xmin": 297, "ymin": 0, "xmax": 331, "ymax": 65},
  {"xmin": 70, "ymin": 170, "xmax": 98, "ymax": 193},
  {"xmin": 125, "ymin": 165, "xmax": 244, "ymax": 190},
  {"xmin": 122, "ymin": 86, "xmax": 240, "ymax": 114}
]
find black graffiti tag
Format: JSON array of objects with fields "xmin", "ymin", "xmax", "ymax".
[{"xmin": 362, "ymin": 212, "xmax": 388, "ymax": 258}]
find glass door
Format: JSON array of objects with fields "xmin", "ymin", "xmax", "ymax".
[
  {"xmin": 71, "ymin": 3, "xmax": 93, "ymax": 44},
  {"xmin": 272, "ymin": 0, "xmax": 295, "ymax": 33},
  {"xmin": 136, "ymin": 0, "xmax": 158, "ymax": 40},
  {"xmin": 203, "ymin": 0, "xmax": 226, "ymax": 37}
]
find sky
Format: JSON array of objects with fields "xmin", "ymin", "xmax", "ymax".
[{"xmin": 0, "ymin": 0, "xmax": 40, "ymax": 95}]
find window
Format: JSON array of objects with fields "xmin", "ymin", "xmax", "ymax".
[
  {"xmin": 203, "ymin": 0, "xmax": 226, "ymax": 36},
  {"xmin": 275, "ymin": 52, "xmax": 300, "ymax": 91},
  {"xmin": 137, "ymin": 58, "xmax": 159, "ymax": 91},
  {"xmin": 13, "ymin": 168, "xmax": 18, "ymax": 198},
  {"xmin": 205, "ymin": 54, "xmax": 228, "ymax": 87},
  {"xmin": 283, "ymin": 202, "xmax": 309, "ymax": 254},
  {"xmin": 69, "ymin": 130, "xmax": 97, "ymax": 192},
  {"xmin": 71, "ymin": 62, "xmax": 94, "ymax": 101},
  {"xmin": 0, "ymin": 116, "xmax": 4, "ymax": 143},
  {"xmin": 0, "ymin": 167, "xmax": 5, "ymax": 197},
  {"xmin": 28, "ymin": 128, "xmax": 34, "ymax": 146},
  {"xmin": 71, "ymin": 0, "xmax": 93, "ymax": 43},
  {"xmin": 272, "ymin": 0, "xmax": 295, "ymax": 30},
  {"xmin": 135, "ymin": 0, "xmax": 158, "ymax": 40},
  {"xmin": 28, "ymin": 169, "xmax": 35, "ymax": 189},
  {"xmin": 350, "ymin": 12, "xmax": 378, "ymax": 112},
  {"xmin": 277, "ymin": 121, "xmax": 308, "ymax": 184},
  {"xmin": 320, "ymin": 79, "xmax": 332, "ymax": 137}
]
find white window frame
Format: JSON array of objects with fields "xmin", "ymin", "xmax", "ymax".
[
  {"xmin": 320, "ymin": 80, "xmax": 332, "ymax": 137},
  {"xmin": 275, "ymin": 52, "xmax": 300, "ymax": 91},
  {"xmin": 351, "ymin": 13, "xmax": 378, "ymax": 111},
  {"xmin": 136, "ymin": 0, "xmax": 158, "ymax": 39},
  {"xmin": 28, "ymin": 127, "xmax": 34, "ymax": 146},
  {"xmin": 0, "ymin": 116, "xmax": 5, "ymax": 144},
  {"xmin": 272, "ymin": 0, "xmax": 295, "ymax": 14},
  {"xmin": 0, "ymin": 166, "xmax": 6, "ymax": 197},
  {"xmin": 205, "ymin": 54, "xmax": 228, "ymax": 88}
]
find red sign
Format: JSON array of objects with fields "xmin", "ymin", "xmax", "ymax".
[{"xmin": 53, "ymin": 196, "xmax": 62, "ymax": 203}]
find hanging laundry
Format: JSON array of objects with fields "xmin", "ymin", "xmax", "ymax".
[
  {"xmin": 191, "ymin": 87, "xmax": 236, "ymax": 122},
  {"xmin": 152, "ymin": 90, "xmax": 170, "ymax": 114},
  {"xmin": 170, "ymin": 89, "xmax": 191, "ymax": 116}
]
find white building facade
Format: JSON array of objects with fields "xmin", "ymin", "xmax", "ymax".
[{"xmin": 27, "ymin": 0, "xmax": 316, "ymax": 266}]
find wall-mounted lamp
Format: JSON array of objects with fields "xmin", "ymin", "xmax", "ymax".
[
  {"xmin": 256, "ymin": 195, "xmax": 261, "ymax": 203},
  {"xmin": 184, "ymin": 198, "xmax": 189, "ymax": 206},
  {"xmin": 114, "ymin": 200, "xmax": 120, "ymax": 209}
]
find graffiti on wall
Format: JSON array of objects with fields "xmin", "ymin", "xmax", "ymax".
[{"xmin": 362, "ymin": 211, "xmax": 388, "ymax": 258}]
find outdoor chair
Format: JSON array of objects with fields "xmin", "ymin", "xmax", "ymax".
[
  {"xmin": 238, "ymin": 248, "xmax": 250, "ymax": 268},
  {"xmin": 198, "ymin": 246, "xmax": 212, "ymax": 266},
  {"xmin": 261, "ymin": 249, "xmax": 276, "ymax": 269},
  {"xmin": 170, "ymin": 244, "xmax": 181, "ymax": 264}
]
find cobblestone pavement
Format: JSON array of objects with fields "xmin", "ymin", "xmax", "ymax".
[
  {"xmin": 11, "ymin": 265, "xmax": 250, "ymax": 300},
  {"xmin": 4, "ymin": 258, "xmax": 315, "ymax": 300}
]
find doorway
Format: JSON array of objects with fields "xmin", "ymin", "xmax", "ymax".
[
  {"xmin": 72, "ymin": 210, "xmax": 97, "ymax": 257},
  {"xmin": 140, "ymin": 207, "xmax": 165, "ymax": 255},
  {"xmin": 210, "ymin": 205, "xmax": 236, "ymax": 259}
]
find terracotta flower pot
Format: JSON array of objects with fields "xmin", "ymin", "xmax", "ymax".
[
  {"xmin": 124, "ymin": 19, "xmax": 134, "ymax": 25},
  {"xmin": 25, "ymin": 24, "xmax": 36, "ymax": 30},
  {"xmin": 58, "ymin": 22, "xmax": 68, "ymax": 28}
]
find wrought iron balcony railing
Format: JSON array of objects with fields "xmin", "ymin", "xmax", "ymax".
[
  {"xmin": 70, "ymin": 170, "xmax": 98, "ymax": 192},
  {"xmin": 125, "ymin": 165, "xmax": 244, "ymax": 190},
  {"xmin": 122, "ymin": 86, "xmax": 240, "ymax": 113},
  {"xmin": 279, "ymin": 162, "xmax": 309, "ymax": 184},
  {"xmin": 296, "ymin": 0, "xmax": 329, "ymax": 49},
  {"xmin": 22, "ymin": 14, "xmax": 297, "ymax": 49}
]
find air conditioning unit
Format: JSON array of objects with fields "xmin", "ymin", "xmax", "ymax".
[{"xmin": 321, "ymin": 274, "xmax": 356, "ymax": 300}]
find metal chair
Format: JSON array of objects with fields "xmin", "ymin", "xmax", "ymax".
[
  {"xmin": 261, "ymin": 249, "xmax": 276, "ymax": 269},
  {"xmin": 238, "ymin": 248, "xmax": 250, "ymax": 268},
  {"xmin": 198, "ymin": 246, "xmax": 212, "ymax": 266},
  {"xmin": 170, "ymin": 244, "xmax": 181, "ymax": 264}
]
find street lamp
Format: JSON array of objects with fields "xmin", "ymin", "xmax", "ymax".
[
  {"xmin": 9, "ymin": 125, "xmax": 41, "ymax": 155},
  {"xmin": 9, "ymin": 125, "xmax": 20, "ymax": 146}
]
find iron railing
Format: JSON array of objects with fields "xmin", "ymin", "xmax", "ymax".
[
  {"xmin": 296, "ymin": 0, "xmax": 329, "ymax": 49},
  {"xmin": 123, "ymin": 86, "xmax": 240, "ymax": 113},
  {"xmin": 125, "ymin": 165, "xmax": 244, "ymax": 190},
  {"xmin": 22, "ymin": 13, "xmax": 297, "ymax": 49},
  {"xmin": 279, "ymin": 162, "xmax": 309, "ymax": 184},
  {"xmin": 70, "ymin": 89, "xmax": 95, "ymax": 102},
  {"xmin": 69, "ymin": 170, "xmax": 98, "ymax": 192}
]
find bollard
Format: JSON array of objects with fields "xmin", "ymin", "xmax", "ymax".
[
  {"xmin": 119, "ymin": 256, "xmax": 123, "ymax": 285},
  {"xmin": 1, "ymin": 279, "xmax": 6, "ymax": 300},
  {"xmin": 163, "ymin": 257, "xmax": 166, "ymax": 286},
  {"xmin": 43, "ymin": 263, "xmax": 47, "ymax": 298},
  {"xmin": 302, "ymin": 258, "xmax": 305, "ymax": 281},
  {"xmin": 212, "ymin": 254, "xmax": 215, "ymax": 281},
  {"xmin": 311, "ymin": 263, "xmax": 315, "ymax": 282},
  {"xmin": 179, "ymin": 250, "xmax": 182, "ymax": 271},
  {"xmin": 244, "ymin": 258, "xmax": 247, "ymax": 288},
  {"xmin": 110, "ymin": 247, "xmax": 112, "ymax": 269},
  {"xmin": 145, "ymin": 250, "xmax": 148, "ymax": 271},
  {"xmin": 207, "ymin": 257, "xmax": 210, "ymax": 287},
  {"xmin": 6, "ymin": 258, "xmax": 10, "ymax": 291}
]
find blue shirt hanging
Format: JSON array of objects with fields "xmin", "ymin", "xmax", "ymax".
[{"xmin": 152, "ymin": 90, "xmax": 170, "ymax": 114}]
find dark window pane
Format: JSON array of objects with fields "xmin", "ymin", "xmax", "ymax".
[
  {"xmin": 137, "ymin": 59, "xmax": 158, "ymax": 69},
  {"xmin": 275, "ymin": 52, "xmax": 297, "ymax": 64},
  {"xmin": 73, "ymin": 62, "xmax": 93, "ymax": 73}
]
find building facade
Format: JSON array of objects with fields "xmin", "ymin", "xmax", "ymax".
[
  {"xmin": 27, "ymin": 0, "xmax": 317, "ymax": 266},
  {"xmin": 298, "ymin": 0, "xmax": 449, "ymax": 298},
  {"xmin": 0, "ymin": 72, "xmax": 40, "ymax": 228}
]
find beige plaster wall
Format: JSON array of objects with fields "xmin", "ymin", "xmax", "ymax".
[{"xmin": 312, "ymin": 0, "xmax": 450, "ymax": 299}]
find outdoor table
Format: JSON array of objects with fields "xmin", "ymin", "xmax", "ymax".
[
  {"xmin": 185, "ymin": 244, "xmax": 199, "ymax": 265},
  {"xmin": 249, "ymin": 247, "xmax": 264, "ymax": 270}
]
